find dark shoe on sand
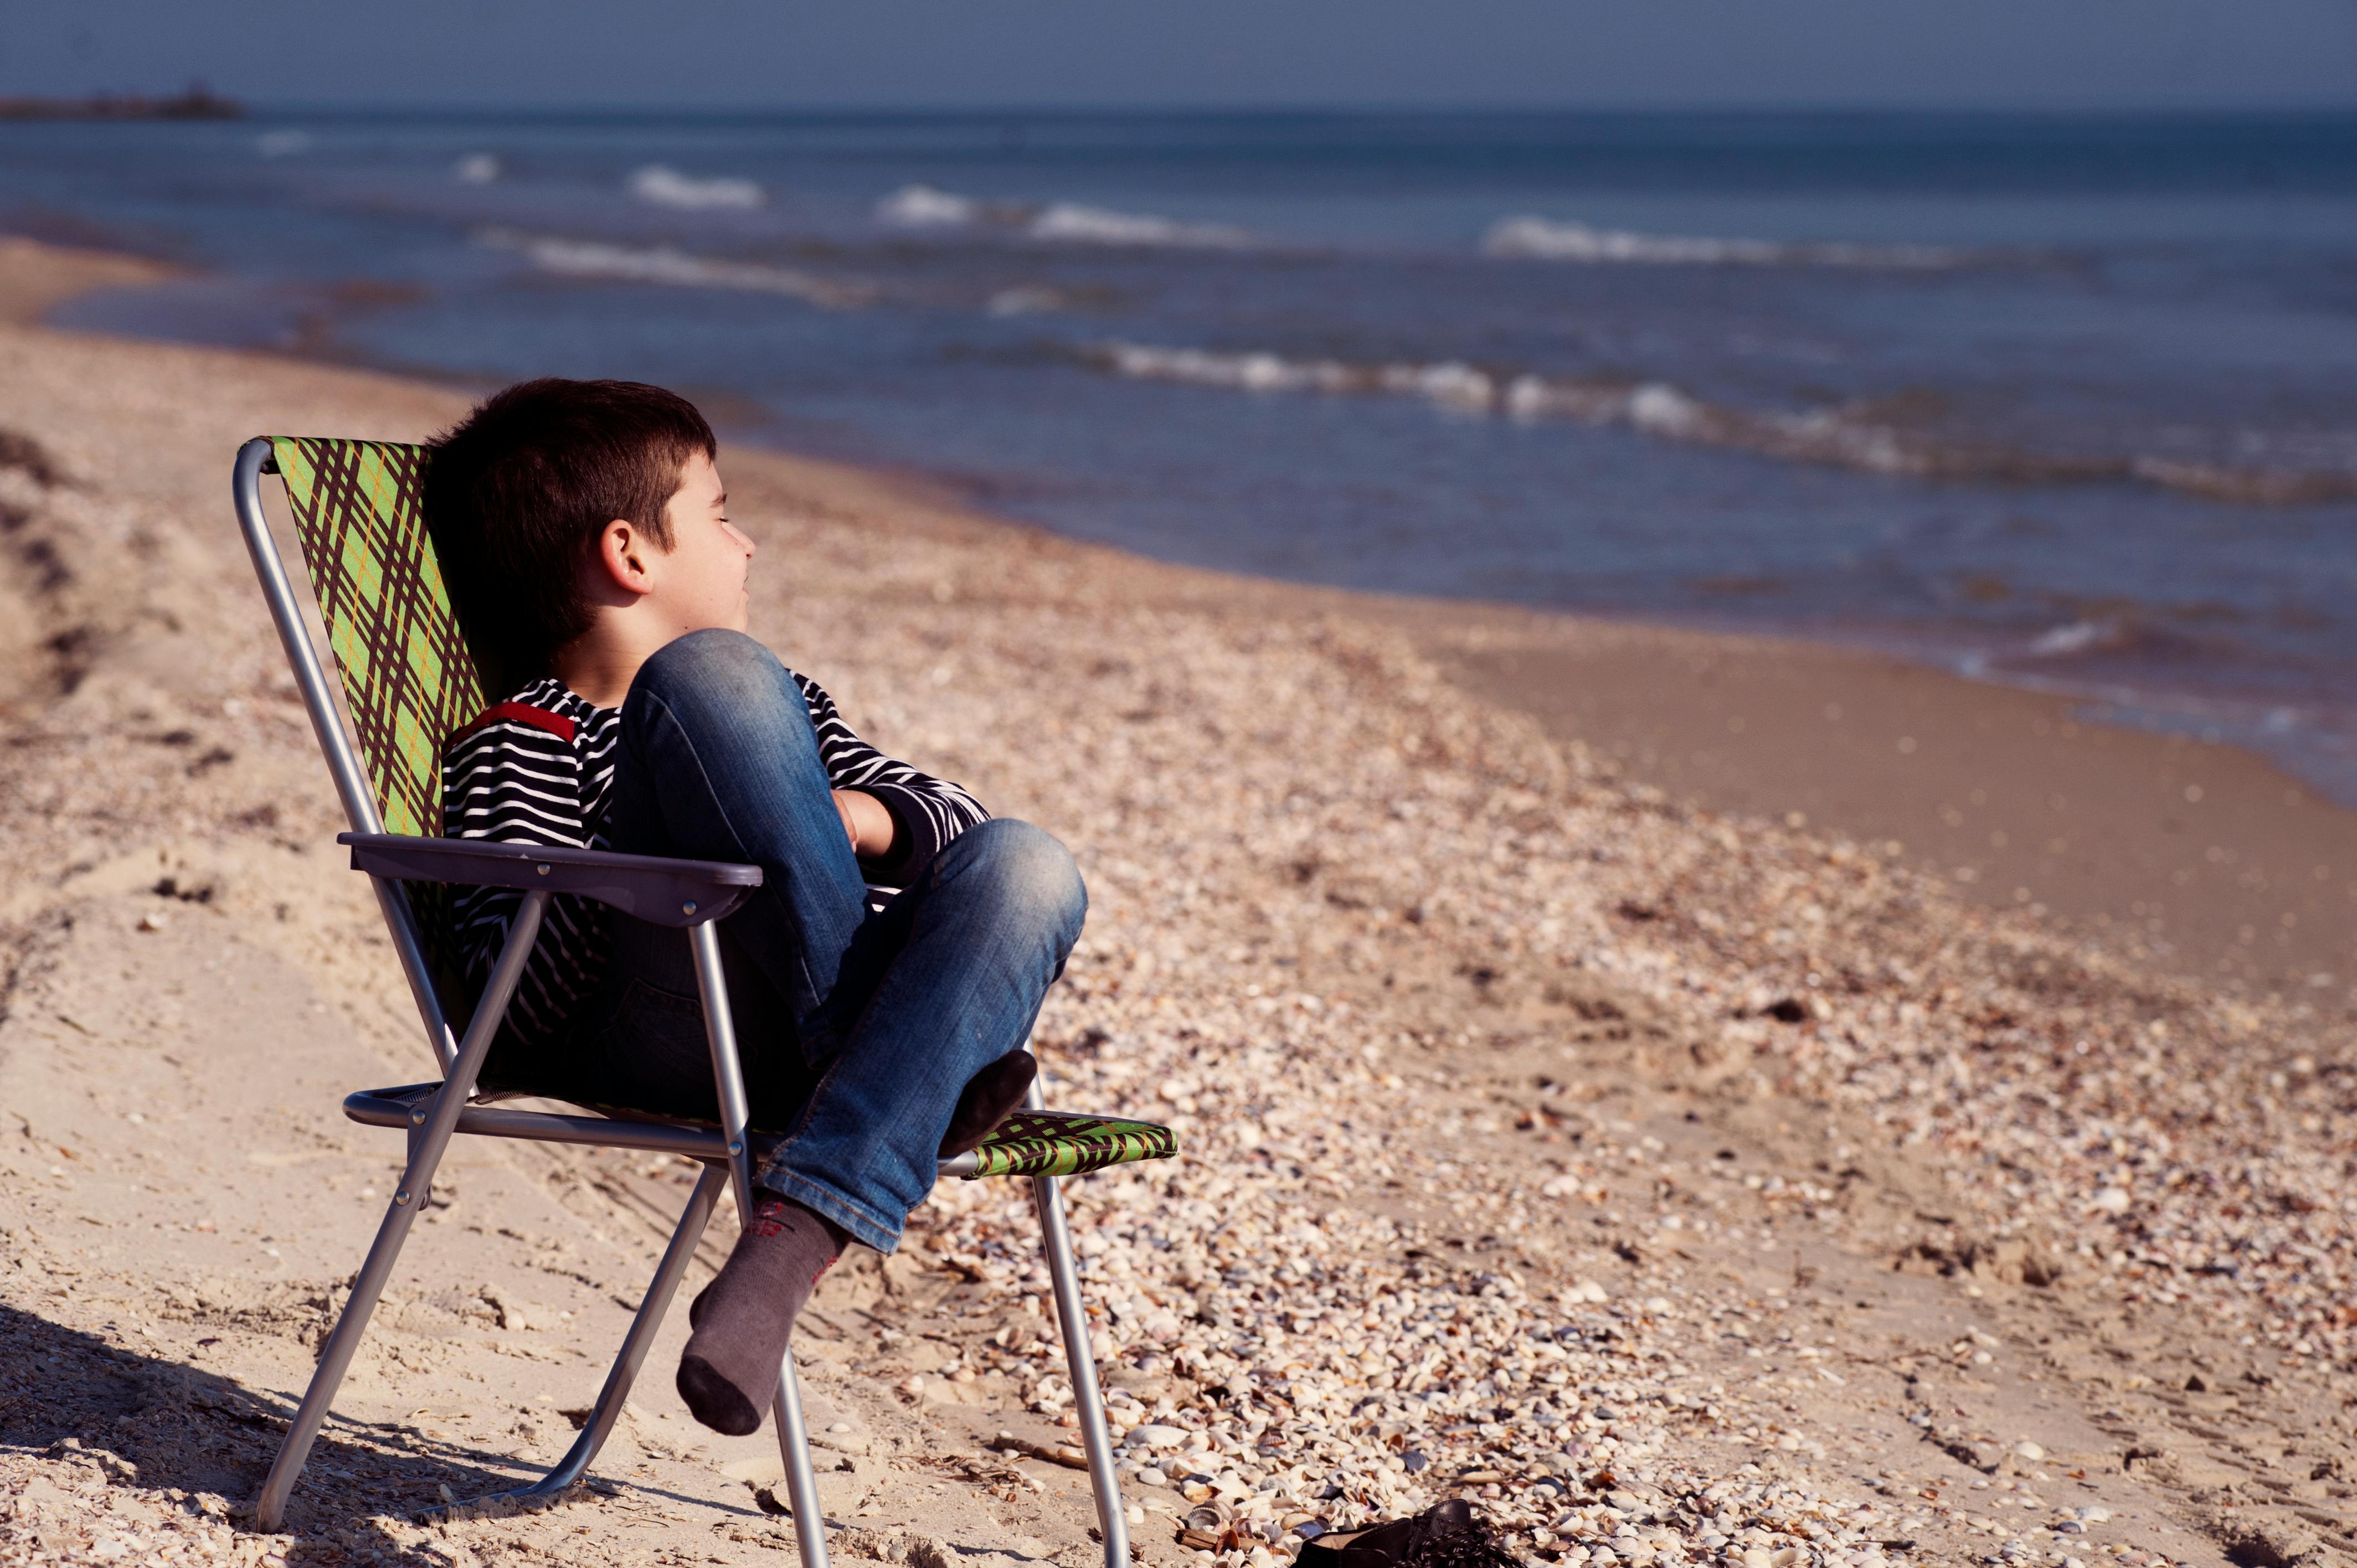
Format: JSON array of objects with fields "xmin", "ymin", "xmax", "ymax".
[
  {"xmin": 1295, "ymin": 1501, "xmax": 1520, "ymax": 1568},
  {"xmin": 939, "ymin": 1049, "xmax": 1037, "ymax": 1157}
]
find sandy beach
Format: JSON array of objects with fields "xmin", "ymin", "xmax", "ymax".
[{"xmin": 1, "ymin": 239, "xmax": 2352, "ymax": 1568}]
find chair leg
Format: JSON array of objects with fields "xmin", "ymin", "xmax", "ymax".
[
  {"xmin": 253, "ymin": 893, "xmax": 549, "ymax": 1531},
  {"xmin": 688, "ymin": 921, "xmax": 832, "ymax": 1568},
  {"xmin": 1031, "ymin": 1165, "xmax": 1131, "ymax": 1568},
  {"xmin": 770, "ymin": 1347, "xmax": 832, "ymax": 1568},
  {"xmin": 252, "ymin": 1178, "xmax": 431, "ymax": 1529},
  {"xmin": 471, "ymin": 1160, "xmax": 730, "ymax": 1509}
]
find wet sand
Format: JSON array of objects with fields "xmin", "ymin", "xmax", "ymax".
[{"xmin": 1390, "ymin": 605, "xmax": 2355, "ymax": 994}]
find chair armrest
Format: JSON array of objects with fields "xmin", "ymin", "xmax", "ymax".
[{"xmin": 338, "ymin": 833, "xmax": 762, "ymax": 927}]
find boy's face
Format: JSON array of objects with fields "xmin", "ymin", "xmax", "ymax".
[{"xmin": 650, "ymin": 451, "xmax": 753, "ymax": 635}]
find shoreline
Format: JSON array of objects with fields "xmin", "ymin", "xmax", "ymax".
[{"xmin": 12, "ymin": 231, "xmax": 2351, "ymax": 999}]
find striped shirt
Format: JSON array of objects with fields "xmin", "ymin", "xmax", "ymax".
[{"xmin": 442, "ymin": 670, "xmax": 987, "ymax": 1050}]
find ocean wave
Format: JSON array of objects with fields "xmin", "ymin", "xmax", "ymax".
[
  {"xmin": 454, "ymin": 153, "xmax": 500, "ymax": 185},
  {"xmin": 1082, "ymin": 339, "xmax": 2357, "ymax": 507},
  {"xmin": 629, "ymin": 164, "xmax": 764, "ymax": 211},
  {"xmin": 1026, "ymin": 202, "xmax": 1252, "ymax": 250},
  {"xmin": 1483, "ymin": 215, "xmax": 1965, "ymax": 270},
  {"xmin": 2026, "ymin": 620, "xmax": 2123, "ymax": 657},
  {"xmin": 876, "ymin": 184, "xmax": 981, "ymax": 226},
  {"xmin": 476, "ymin": 229, "xmax": 872, "ymax": 308},
  {"xmin": 876, "ymin": 183, "xmax": 1256, "ymax": 250},
  {"xmin": 1090, "ymin": 343, "xmax": 1495, "ymax": 408}
]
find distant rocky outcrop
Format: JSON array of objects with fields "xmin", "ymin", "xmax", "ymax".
[{"xmin": 0, "ymin": 83, "xmax": 241, "ymax": 120}]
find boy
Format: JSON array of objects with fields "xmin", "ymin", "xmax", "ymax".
[{"xmin": 424, "ymin": 378, "xmax": 1084, "ymax": 1437}]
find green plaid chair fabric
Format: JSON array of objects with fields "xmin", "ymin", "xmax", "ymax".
[
  {"xmin": 966, "ymin": 1110, "xmax": 1177, "ymax": 1179},
  {"xmin": 572, "ymin": 1101, "xmax": 1179, "ymax": 1183},
  {"xmin": 270, "ymin": 437, "xmax": 482, "ymax": 838}
]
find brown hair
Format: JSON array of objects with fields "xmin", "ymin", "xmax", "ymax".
[{"xmin": 423, "ymin": 378, "xmax": 716, "ymax": 694}]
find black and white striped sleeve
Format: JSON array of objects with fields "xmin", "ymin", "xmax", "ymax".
[{"xmin": 791, "ymin": 672, "xmax": 989, "ymax": 878}]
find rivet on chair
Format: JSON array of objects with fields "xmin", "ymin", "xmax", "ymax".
[
  {"xmin": 393, "ymin": 1190, "xmax": 412, "ymax": 1206},
  {"xmin": 410, "ymin": 1110, "xmax": 426, "ymax": 1126},
  {"xmin": 681, "ymin": 900, "xmax": 698, "ymax": 916},
  {"xmin": 536, "ymin": 863, "xmax": 551, "ymax": 876},
  {"xmin": 726, "ymin": 1141, "xmax": 743, "ymax": 1156}
]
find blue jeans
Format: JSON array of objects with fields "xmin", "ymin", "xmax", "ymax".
[{"xmin": 570, "ymin": 629, "xmax": 1086, "ymax": 1253}]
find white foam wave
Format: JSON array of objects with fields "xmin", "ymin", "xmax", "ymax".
[
  {"xmin": 1483, "ymin": 215, "xmax": 1962, "ymax": 270},
  {"xmin": 1026, "ymin": 203, "xmax": 1253, "ymax": 250},
  {"xmin": 2027, "ymin": 620, "xmax": 2120, "ymax": 657},
  {"xmin": 477, "ymin": 230, "xmax": 871, "ymax": 308},
  {"xmin": 876, "ymin": 183, "xmax": 1255, "ymax": 250},
  {"xmin": 1094, "ymin": 344, "xmax": 1495, "ymax": 411},
  {"xmin": 1083, "ymin": 338, "xmax": 2348, "ymax": 505},
  {"xmin": 629, "ymin": 164, "xmax": 764, "ymax": 211},
  {"xmin": 255, "ymin": 130, "xmax": 311, "ymax": 159},
  {"xmin": 455, "ymin": 153, "xmax": 501, "ymax": 185},
  {"xmin": 877, "ymin": 184, "xmax": 981, "ymax": 226}
]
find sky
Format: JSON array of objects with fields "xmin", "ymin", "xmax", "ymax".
[{"xmin": 3, "ymin": 0, "xmax": 2354, "ymax": 112}]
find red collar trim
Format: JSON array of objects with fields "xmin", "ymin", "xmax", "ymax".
[{"xmin": 454, "ymin": 700, "xmax": 577, "ymax": 745}]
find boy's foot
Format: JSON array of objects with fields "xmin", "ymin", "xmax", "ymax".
[
  {"xmin": 682, "ymin": 1051, "xmax": 1032, "ymax": 1344},
  {"xmin": 676, "ymin": 1194, "xmax": 847, "ymax": 1435},
  {"xmin": 939, "ymin": 1049, "xmax": 1037, "ymax": 1157}
]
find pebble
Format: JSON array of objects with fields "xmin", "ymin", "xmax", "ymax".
[{"xmin": 1126, "ymin": 1425, "xmax": 1190, "ymax": 1450}]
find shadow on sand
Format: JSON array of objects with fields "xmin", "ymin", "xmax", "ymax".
[{"xmin": 0, "ymin": 1301, "xmax": 758, "ymax": 1561}]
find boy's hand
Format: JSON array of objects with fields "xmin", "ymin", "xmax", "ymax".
[{"xmin": 831, "ymin": 789, "xmax": 898, "ymax": 861}]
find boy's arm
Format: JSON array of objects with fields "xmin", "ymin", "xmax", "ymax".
[
  {"xmin": 832, "ymin": 788, "xmax": 898, "ymax": 860},
  {"xmin": 792, "ymin": 671, "xmax": 989, "ymax": 879}
]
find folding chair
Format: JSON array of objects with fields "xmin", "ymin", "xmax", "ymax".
[{"xmin": 230, "ymin": 436, "xmax": 1175, "ymax": 1566}]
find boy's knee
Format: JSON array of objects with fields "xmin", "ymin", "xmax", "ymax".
[
  {"xmin": 627, "ymin": 632, "xmax": 820, "ymax": 759},
  {"xmin": 963, "ymin": 819, "xmax": 1085, "ymax": 925},
  {"xmin": 635, "ymin": 628, "xmax": 774, "ymax": 708}
]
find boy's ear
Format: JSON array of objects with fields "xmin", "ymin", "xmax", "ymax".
[{"xmin": 589, "ymin": 519, "xmax": 657, "ymax": 600}]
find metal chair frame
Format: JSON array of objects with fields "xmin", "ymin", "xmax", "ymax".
[{"xmin": 231, "ymin": 439, "xmax": 1130, "ymax": 1567}]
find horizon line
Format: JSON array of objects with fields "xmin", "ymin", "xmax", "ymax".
[{"xmin": 48, "ymin": 99, "xmax": 2357, "ymax": 120}]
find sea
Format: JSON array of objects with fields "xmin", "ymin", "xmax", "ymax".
[{"xmin": 5, "ymin": 110, "xmax": 2355, "ymax": 799}]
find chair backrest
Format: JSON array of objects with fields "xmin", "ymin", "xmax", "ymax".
[{"xmin": 268, "ymin": 437, "xmax": 486, "ymax": 838}]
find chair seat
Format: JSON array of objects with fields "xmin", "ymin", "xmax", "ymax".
[
  {"xmin": 345, "ymin": 1083, "xmax": 1176, "ymax": 1180},
  {"xmin": 957, "ymin": 1110, "xmax": 1177, "ymax": 1179}
]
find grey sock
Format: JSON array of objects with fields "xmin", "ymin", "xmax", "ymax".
[{"xmin": 676, "ymin": 1194, "xmax": 848, "ymax": 1435}]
